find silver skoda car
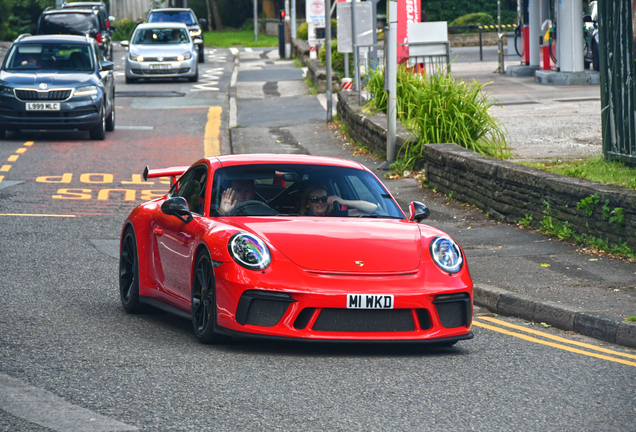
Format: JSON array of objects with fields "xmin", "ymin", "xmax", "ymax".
[{"xmin": 122, "ymin": 23, "xmax": 200, "ymax": 83}]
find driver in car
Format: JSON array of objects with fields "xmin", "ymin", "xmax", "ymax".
[{"xmin": 219, "ymin": 179, "xmax": 255, "ymax": 215}]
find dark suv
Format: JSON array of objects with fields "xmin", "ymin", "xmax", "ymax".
[
  {"xmin": 62, "ymin": 1, "xmax": 111, "ymax": 32},
  {"xmin": 37, "ymin": 8, "xmax": 112, "ymax": 60},
  {"xmin": 0, "ymin": 34, "xmax": 115, "ymax": 140},
  {"xmin": 146, "ymin": 8, "xmax": 206, "ymax": 63}
]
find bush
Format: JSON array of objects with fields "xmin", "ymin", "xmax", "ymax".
[
  {"xmin": 318, "ymin": 39, "xmax": 354, "ymax": 77},
  {"xmin": 111, "ymin": 19, "xmax": 138, "ymax": 42},
  {"xmin": 450, "ymin": 12, "xmax": 495, "ymax": 27},
  {"xmin": 297, "ymin": 22, "xmax": 308, "ymax": 41},
  {"xmin": 365, "ymin": 66, "xmax": 509, "ymax": 170}
]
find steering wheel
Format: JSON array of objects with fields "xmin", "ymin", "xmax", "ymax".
[{"xmin": 230, "ymin": 200, "xmax": 275, "ymax": 216}]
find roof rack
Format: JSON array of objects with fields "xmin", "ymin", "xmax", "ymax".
[{"xmin": 15, "ymin": 34, "xmax": 32, "ymax": 42}]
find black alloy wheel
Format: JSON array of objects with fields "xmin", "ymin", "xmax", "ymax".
[
  {"xmin": 119, "ymin": 227, "xmax": 145, "ymax": 313},
  {"xmin": 198, "ymin": 44, "xmax": 205, "ymax": 63},
  {"xmin": 89, "ymin": 108, "xmax": 106, "ymax": 140},
  {"xmin": 189, "ymin": 67, "xmax": 199, "ymax": 82},
  {"xmin": 191, "ymin": 250, "xmax": 224, "ymax": 344}
]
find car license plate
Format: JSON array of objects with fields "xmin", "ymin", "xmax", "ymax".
[
  {"xmin": 150, "ymin": 64, "xmax": 171, "ymax": 70},
  {"xmin": 347, "ymin": 294, "xmax": 394, "ymax": 309},
  {"xmin": 26, "ymin": 102, "xmax": 60, "ymax": 111}
]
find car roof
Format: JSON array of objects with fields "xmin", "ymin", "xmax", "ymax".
[
  {"xmin": 63, "ymin": 2, "xmax": 105, "ymax": 6},
  {"xmin": 149, "ymin": 8, "xmax": 194, "ymax": 13},
  {"xmin": 136, "ymin": 22, "xmax": 189, "ymax": 30},
  {"xmin": 14, "ymin": 34, "xmax": 93, "ymax": 44},
  {"xmin": 42, "ymin": 8, "xmax": 98, "ymax": 15},
  {"xmin": 211, "ymin": 154, "xmax": 367, "ymax": 170}
]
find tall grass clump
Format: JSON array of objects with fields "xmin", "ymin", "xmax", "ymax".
[{"xmin": 365, "ymin": 66, "xmax": 509, "ymax": 171}]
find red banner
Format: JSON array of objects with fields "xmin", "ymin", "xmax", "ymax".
[{"xmin": 397, "ymin": 0, "xmax": 420, "ymax": 61}]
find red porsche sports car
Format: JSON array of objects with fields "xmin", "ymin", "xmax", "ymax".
[{"xmin": 119, "ymin": 154, "xmax": 473, "ymax": 345}]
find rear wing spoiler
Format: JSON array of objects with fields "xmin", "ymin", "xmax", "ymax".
[{"xmin": 142, "ymin": 165, "xmax": 189, "ymax": 187}]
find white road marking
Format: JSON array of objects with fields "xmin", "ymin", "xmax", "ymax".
[
  {"xmin": 230, "ymin": 47, "xmax": 239, "ymax": 55},
  {"xmin": 115, "ymin": 126, "xmax": 154, "ymax": 130},
  {"xmin": 245, "ymin": 47, "xmax": 253, "ymax": 53},
  {"xmin": 0, "ymin": 373, "xmax": 138, "ymax": 431},
  {"xmin": 317, "ymin": 93, "xmax": 338, "ymax": 111}
]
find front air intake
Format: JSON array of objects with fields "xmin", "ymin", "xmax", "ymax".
[
  {"xmin": 235, "ymin": 290, "xmax": 295, "ymax": 327},
  {"xmin": 433, "ymin": 293, "xmax": 471, "ymax": 328}
]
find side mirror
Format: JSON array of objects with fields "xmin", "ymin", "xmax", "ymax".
[
  {"xmin": 161, "ymin": 197, "xmax": 193, "ymax": 223},
  {"xmin": 101, "ymin": 60, "xmax": 114, "ymax": 70},
  {"xmin": 136, "ymin": 19, "xmax": 144, "ymax": 26},
  {"xmin": 194, "ymin": 39, "xmax": 203, "ymax": 45},
  {"xmin": 583, "ymin": 15, "xmax": 593, "ymax": 23},
  {"xmin": 120, "ymin": 40, "xmax": 129, "ymax": 48},
  {"xmin": 409, "ymin": 201, "xmax": 430, "ymax": 222}
]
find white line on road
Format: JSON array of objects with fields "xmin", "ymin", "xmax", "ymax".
[
  {"xmin": 230, "ymin": 48, "xmax": 239, "ymax": 55},
  {"xmin": 0, "ymin": 373, "xmax": 138, "ymax": 431},
  {"xmin": 230, "ymin": 56, "xmax": 239, "ymax": 128},
  {"xmin": 115, "ymin": 126, "xmax": 154, "ymax": 130},
  {"xmin": 245, "ymin": 47, "xmax": 253, "ymax": 53},
  {"xmin": 317, "ymin": 93, "xmax": 338, "ymax": 112}
]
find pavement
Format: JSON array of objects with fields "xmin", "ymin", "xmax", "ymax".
[{"xmin": 229, "ymin": 47, "xmax": 636, "ymax": 349}]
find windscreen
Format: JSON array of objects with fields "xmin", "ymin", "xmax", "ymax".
[
  {"xmin": 4, "ymin": 43, "xmax": 94, "ymax": 72},
  {"xmin": 39, "ymin": 13, "xmax": 98, "ymax": 35},
  {"xmin": 148, "ymin": 11, "xmax": 196, "ymax": 26},
  {"xmin": 133, "ymin": 28, "xmax": 189, "ymax": 44},
  {"xmin": 207, "ymin": 164, "xmax": 405, "ymax": 218}
]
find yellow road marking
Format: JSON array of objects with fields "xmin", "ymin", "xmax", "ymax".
[
  {"xmin": 24, "ymin": 141, "xmax": 34, "ymax": 147},
  {"xmin": 8, "ymin": 155, "xmax": 18, "ymax": 162},
  {"xmin": 473, "ymin": 321, "xmax": 636, "ymax": 368},
  {"xmin": 204, "ymin": 106, "xmax": 222, "ymax": 157},
  {"xmin": 1, "ymin": 165, "xmax": 11, "ymax": 172},
  {"xmin": 0, "ymin": 176, "xmax": 4, "ymax": 183},
  {"xmin": 16, "ymin": 148, "xmax": 27, "ymax": 154},
  {"xmin": 478, "ymin": 316, "xmax": 636, "ymax": 360},
  {"xmin": 0, "ymin": 214, "xmax": 76, "ymax": 218}
]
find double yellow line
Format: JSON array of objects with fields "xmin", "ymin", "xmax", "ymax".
[
  {"xmin": 474, "ymin": 316, "xmax": 636, "ymax": 367},
  {"xmin": 0, "ymin": 141, "xmax": 75, "ymax": 218}
]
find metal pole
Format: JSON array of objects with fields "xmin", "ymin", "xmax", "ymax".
[
  {"xmin": 325, "ymin": 0, "xmax": 333, "ymax": 122},
  {"xmin": 344, "ymin": 52, "xmax": 349, "ymax": 78},
  {"xmin": 497, "ymin": 0, "xmax": 505, "ymax": 73},
  {"xmin": 387, "ymin": 0, "xmax": 397, "ymax": 164},
  {"xmin": 352, "ymin": 0, "xmax": 359, "ymax": 91},
  {"xmin": 291, "ymin": 0, "xmax": 297, "ymax": 39},
  {"xmin": 285, "ymin": 0, "xmax": 291, "ymax": 59},
  {"xmin": 479, "ymin": 26, "xmax": 483, "ymax": 61},
  {"xmin": 254, "ymin": 0, "xmax": 258, "ymax": 42}
]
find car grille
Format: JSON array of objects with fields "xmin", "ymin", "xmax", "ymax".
[
  {"xmin": 144, "ymin": 56, "xmax": 179, "ymax": 62},
  {"xmin": 15, "ymin": 89, "xmax": 72, "ymax": 101},
  {"xmin": 312, "ymin": 309, "xmax": 416, "ymax": 332},
  {"xmin": 433, "ymin": 293, "xmax": 472, "ymax": 329},
  {"xmin": 131, "ymin": 68, "xmax": 190, "ymax": 76}
]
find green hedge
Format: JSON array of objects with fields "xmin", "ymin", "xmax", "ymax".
[{"xmin": 422, "ymin": 0, "xmax": 517, "ymax": 25}]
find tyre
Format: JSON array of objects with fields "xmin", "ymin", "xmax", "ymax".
[
  {"xmin": 105, "ymin": 105, "xmax": 115, "ymax": 132},
  {"xmin": 119, "ymin": 227, "xmax": 145, "ymax": 313},
  {"xmin": 125, "ymin": 75, "xmax": 136, "ymax": 84},
  {"xmin": 188, "ymin": 68, "xmax": 199, "ymax": 82},
  {"xmin": 198, "ymin": 45, "xmax": 205, "ymax": 63},
  {"xmin": 191, "ymin": 249, "xmax": 225, "ymax": 344},
  {"xmin": 89, "ymin": 109, "xmax": 106, "ymax": 140},
  {"xmin": 592, "ymin": 41, "xmax": 600, "ymax": 72}
]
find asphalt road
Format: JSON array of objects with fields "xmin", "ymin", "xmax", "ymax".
[{"xmin": 0, "ymin": 45, "xmax": 635, "ymax": 431}]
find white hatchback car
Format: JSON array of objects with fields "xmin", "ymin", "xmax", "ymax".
[{"xmin": 121, "ymin": 23, "xmax": 201, "ymax": 83}]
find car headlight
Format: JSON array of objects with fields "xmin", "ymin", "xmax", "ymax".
[
  {"xmin": 189, "ymin": 29, "xmax": 202, "ymax": 37},
  {"xmin": 0, "ymin": 86, "xmax": 13, "ymax": 96},
  {"xmin": 228, "ymin": 232, "xmax": 271, "ymax": 271},
  {"xmin": 129, "ymin": 52, "xmax": 144, "ymax": 62},
  {"xmin": 430, "ymin": 236, "xmax": 463, "ymax": 274},
  {"xmin": 177, "ymin": 52, "xmax": 192, "ymax": 61},
  {"xmin": 74, "ymin": 85, "xmax": 98, "ymax": 96}
]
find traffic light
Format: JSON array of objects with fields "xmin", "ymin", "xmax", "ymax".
[{"xmin": 279, "ymin": 9, "xmax": 286, "ymax": 22}]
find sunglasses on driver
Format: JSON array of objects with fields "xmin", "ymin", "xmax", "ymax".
[{"xmin": 309, "ymin": 196, "xmax": 328, "ymax": 203}]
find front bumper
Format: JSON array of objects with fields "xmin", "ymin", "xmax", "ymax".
[
  {"xmin": 126, "ymin": 57, "xmax": 197, "ymax": 79},
  {"xmin": 212, "ymin": 259, "xmax": 474, "ymax": 342},
  {"xmin": 0, "ymin": 94, "xmax": 103, "ymax": 131}
]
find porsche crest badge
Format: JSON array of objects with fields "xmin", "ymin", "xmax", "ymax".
[{"xmin": 355, "ymin": 261, "xmax": 364, "ymax": 267}]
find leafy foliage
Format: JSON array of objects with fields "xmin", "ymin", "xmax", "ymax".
[
  {"xmin": 450, "ymin": 13, "xmax": 495, "ymax": 27},
  {"xmin": 111, "ymin": 19, "xmax": 138, "ymax": 42},
  {"xmin": 0, "ymin": 0, "xmax": 54, "ymax": 40},
  {"xmin": 365, "ymin": 66, "xmax": 509, "ymax": 171},
  {"xmin": 577, "ymin": 194, "xmax": 600, "ymax": 216},
  {"xmin": 422, "ymin": 0, "xmax": 517, "ymax": 25}
]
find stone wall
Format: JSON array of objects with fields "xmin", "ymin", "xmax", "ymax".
[{"xmin": 337, "ymin": 91, "xmax": 636, "ymax": 251}]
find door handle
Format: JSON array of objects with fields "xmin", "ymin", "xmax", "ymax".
[{"xmin": 154, "ymin": 227, "xmax": 163, "ymax": 236}]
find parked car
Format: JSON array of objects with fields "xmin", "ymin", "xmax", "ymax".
[
  {"xmin": 0, "ymin": 34, "xmax": 115, "ymax": 140},
  {"xmin": 146, "ymin": 8, "xmax": 206, "ymax": 63},
  {"xmin": 37, "ymin": 8, "xmax": 112, "ymax": 61},
  {"xmin": 121, "ymin": 23, "xmax": 200, "ymax": 84},
  {"xmin": 119, "ymin": 154, "xmax": 474, "ymax": 345},
  {"xmin": 61, "ymin": 1, "xmax": 111, "ymax": 32}
]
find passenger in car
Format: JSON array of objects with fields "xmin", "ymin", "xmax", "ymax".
[
  {"xmin": 300, "ymin": 183, "xmax": 377, "ymax": 216},
  {"xmin": 219, "ymin": 179, "xmax": 255, "ymax": 215}
]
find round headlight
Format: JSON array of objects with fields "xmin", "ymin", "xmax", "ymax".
[
  {"xmin": 430, "ymin": 236, "xmax": 463, "ymax": 274},
  {"xmin": 136, "ymin": 55, "xmax": 144, "ymax": 62},
  {"xmin": 228, "ymin": 233, "xmax": 271, "ymax": 271}
]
